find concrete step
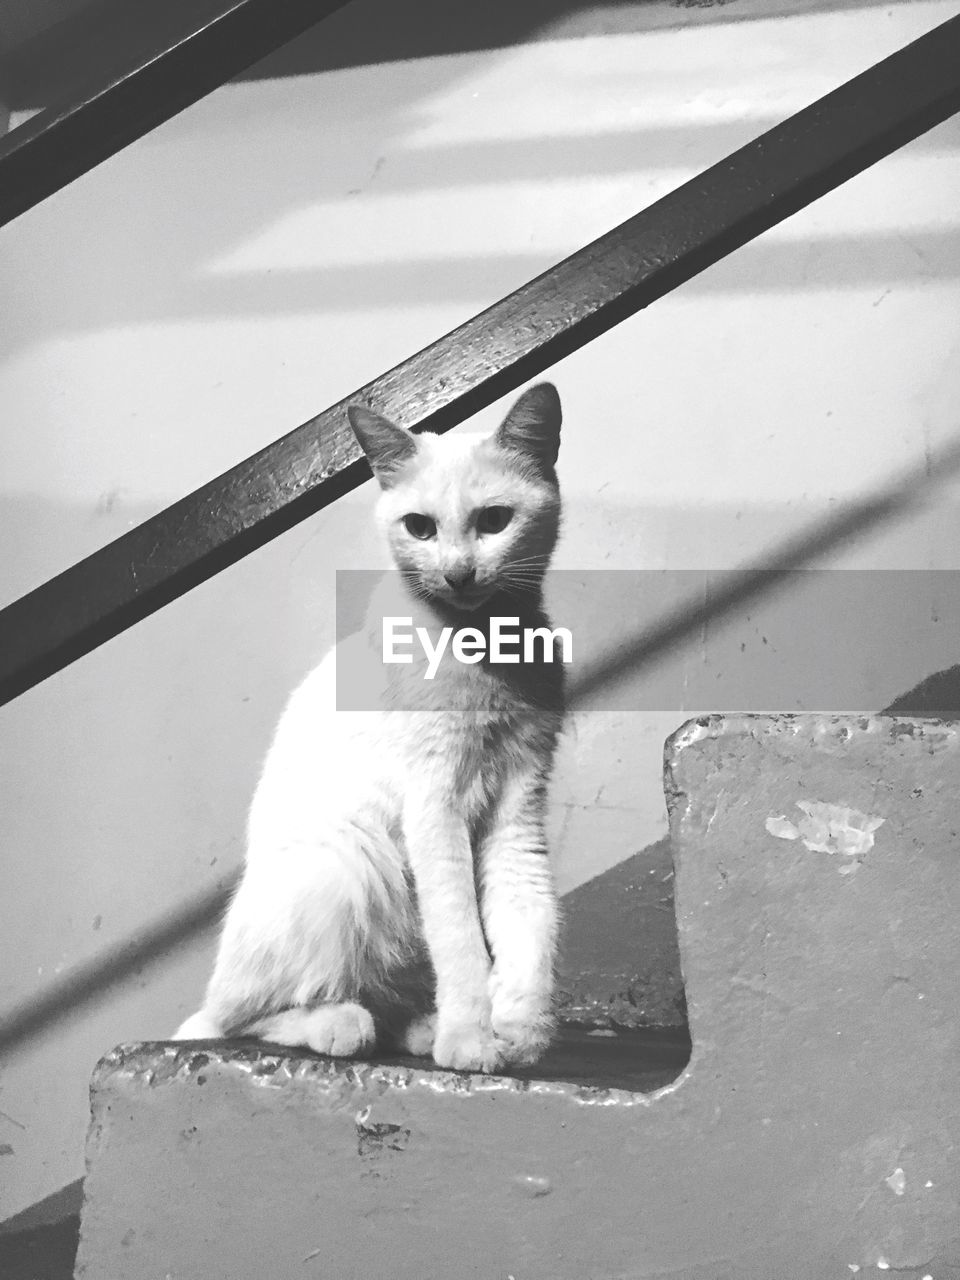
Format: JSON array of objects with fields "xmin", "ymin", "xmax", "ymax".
[{"xmin": 76, "ymin": 715, "xmax": 960, "ymax": 1279}]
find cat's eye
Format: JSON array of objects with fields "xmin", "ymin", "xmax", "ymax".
[
  {"xmin": 477, "ymin": 506, "xmax": 513, "ymax": 535},
  {"xmin": 402, "ymin": 513, "xmax": 437, "ymax": 540}
]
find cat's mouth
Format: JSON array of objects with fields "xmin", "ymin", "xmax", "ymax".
[{"xmin": 436, "ymin": 584, "xmax": 495, "ymax": 611}]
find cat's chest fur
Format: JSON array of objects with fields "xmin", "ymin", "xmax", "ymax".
[{"xmin": 358, "ymin": 578, "xmax": 564, "ymax": 821}]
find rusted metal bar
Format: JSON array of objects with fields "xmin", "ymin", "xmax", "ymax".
[{"xmin": 2, "ymin": 14, "xmax": 959, "ymax": 707}]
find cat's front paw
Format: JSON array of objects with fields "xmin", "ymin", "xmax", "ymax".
[
  {"xmin": 491, "ymin": 1016, "xmax": 553, "ymax": 1067},
  {"xmin": 432, "ymin": 1019, "xmax": 503, "ymax": 1074},
  {"xmin": 490, "ymin": 986, "xmax": 555, "ymax": 1066}
]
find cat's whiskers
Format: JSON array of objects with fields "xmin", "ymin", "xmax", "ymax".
[
  {"xmin": 501, "ymin": 570, "xmax": 548, "ymax": 589},
  {"xmin": 504, "ymin": 554, "xmax": 551, "ymax": 570},
  {"xmin": 497, "ymin": 581, "xmax": 546, "ymax": 611},
  {"xmin": 502, "ymin": 569, "xmax": 550, "ymax": 585}
]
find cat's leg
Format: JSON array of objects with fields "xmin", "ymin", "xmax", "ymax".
[
  {"xmin": 402, "ymin": 788, "xmax": 500, "ymax": 1072},
  {"xmin": 172, "ymin": 833, "xmax": 409, "ymax": 1057},
  {"xmin": 478, "ymin": 767, "xmax": 559, "ymax": 1067}
]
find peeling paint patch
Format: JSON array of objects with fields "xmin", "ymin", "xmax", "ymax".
[
  {"xmin": 765, "ymin": 801, "xmax": 884, "ymax": 857},
  {"xmin": 512, "ymin": 1174, "xmax": 553, "ymax": 1197},
  {"xmin": 795, "ymin": 800, "xmax": 884, "ymax": 854},
  {"xmin": 885, "ymin": 1166, "xmax": 906, "ymax": 1195},
  {"xmin": 765, "ymin": 814, "xmax": 800, "ymax": 840}
]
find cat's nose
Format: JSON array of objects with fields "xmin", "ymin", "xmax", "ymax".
[{"xmin": 444, "ymin": 567, "xmax": 476, "ymax": 590}]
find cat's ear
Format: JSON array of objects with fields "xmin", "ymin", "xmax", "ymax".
[
  {"xmin": 347, "ymin": 405, "xmax": 418, "ymax": 488},
  {"xmin": 494, "ymin": 383, "xmax": 562, "ymax": 470}
]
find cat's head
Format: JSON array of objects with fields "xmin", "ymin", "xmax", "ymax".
[{"xmin": 347, "ymin": 384, "xmax": 562, "ymax": 611}]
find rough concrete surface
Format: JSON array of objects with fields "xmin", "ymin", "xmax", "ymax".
[
  {"xmin": 76, "ymin": 716, "xmax": 960, "ymax": 1279},
  {"xmin": 557, "ymin": 836, "xmax": 686, "ymax": 1028}
]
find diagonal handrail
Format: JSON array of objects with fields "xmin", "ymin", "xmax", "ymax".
[
  {"xmin": 0, "ymin": 0, "xmax": 353, "ymax": 232},
  {"xmin": 1, "ymin": 14, "xmax": 959, "ymax": 709}
]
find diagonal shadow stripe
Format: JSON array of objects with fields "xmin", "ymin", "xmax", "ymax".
[
  {"xmin": 5, "ymin": 230, "xmax": 954, "ymax": 348},
  {"xmin": 0, "ymin": 875, "xmax": 239, "ymax": 1057},
  {"xmin": 568, "ymin": 432, "xmax": 960, "ymax": 708}
]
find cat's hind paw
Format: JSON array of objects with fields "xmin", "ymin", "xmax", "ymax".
[
  {"xmin": 400, "ymin": 1011, "xmax": 437, "ymax": 1057},
  {"xmin": 172, "ymin": 1011, "xmax": 223, "ymax": 1040},
  {"xmin": 254, "ymin": 1002, "xmax": 376, "ymax": 1057}
]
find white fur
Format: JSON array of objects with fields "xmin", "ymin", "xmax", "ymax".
[{"xmin": 174, "ymin": 386, "xmax": 565, "ymax": 1072}]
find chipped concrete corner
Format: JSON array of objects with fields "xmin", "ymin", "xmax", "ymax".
[{"xmin": 78, "ymin": 716, "xmax": 960, "ymax": 1280}]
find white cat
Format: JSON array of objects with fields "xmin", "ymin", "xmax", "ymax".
[{"xmin": 174, "ymin": 384, "xmax": 565, "ymax": 1072}]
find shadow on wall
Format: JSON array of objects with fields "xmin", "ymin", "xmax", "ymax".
[
  {"xmin": 7, "ymin": 232, "xmax": 959, "ymax": 356},
  {"xmin": 2, "ymin": 0, "xmax": 943, "ymax": 110},
  {"xmin": 567, "ymin": 433, "xmax": 960, "ymax": 709},
  {"xmin": 3, "ymin": 162, "xmax": 958, "ymax": 363},
  {"xmin": 884, "ymin": 663, "xmax": 960, "ymax": 716},
  {"xmin": 2, "ymin": 9, "xmax": 958, "ymax": 364}
]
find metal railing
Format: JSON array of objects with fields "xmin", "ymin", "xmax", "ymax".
[
  {"xmin": 1, "ymin": 13, "xmax": 959, "ymax": 707},
  {"xmin": 0, "ymin": 0, "xmax": 352, "ymax": 232}
]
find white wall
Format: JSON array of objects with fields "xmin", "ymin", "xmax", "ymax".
[{"xmin": 1, "ymin": 0, "xmax": 959, "ymax": 1217}]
